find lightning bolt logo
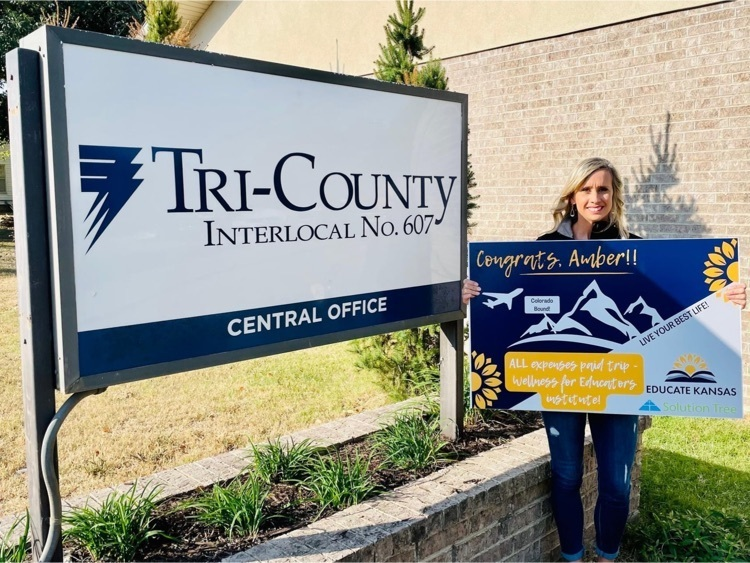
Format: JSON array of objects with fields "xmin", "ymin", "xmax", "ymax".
[{"xmin": 79, "ymin": 145, "xmax": 144, "ymax": 252}]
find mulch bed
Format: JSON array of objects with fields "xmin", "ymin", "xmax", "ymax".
[{"xmin": 65, "ymin": 410, "xmax": 543, "ymax": 562}]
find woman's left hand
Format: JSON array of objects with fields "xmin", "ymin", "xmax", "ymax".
[
  {"xmin": 723, "ymin": 282, "xmax": 747, "ymax": 309},
  {"xmin": 462, "ymin": 279, "xmax": 481, "ymax": 305}
]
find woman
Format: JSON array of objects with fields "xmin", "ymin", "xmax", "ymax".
[{"xmin": 462, "ymin": 157, "xmax": 746, "ymax": 562}]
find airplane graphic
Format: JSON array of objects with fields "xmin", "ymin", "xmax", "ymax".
[{"xmin": 482, "ymin": 288, "xmax": 523, "ymax": 310}]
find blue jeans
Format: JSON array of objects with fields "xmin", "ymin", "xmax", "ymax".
[{"xmin": 542, "ymin": 411, "xmax": 639, "ymax": 561}]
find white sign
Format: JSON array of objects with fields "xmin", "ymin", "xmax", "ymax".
[{"xmin": 22, "ymin": 27, "xmax": 466, "ymax": 392}]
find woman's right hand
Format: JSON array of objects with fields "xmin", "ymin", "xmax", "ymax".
[{"xmin": 462, "ymin": 278, "xmax": 481, "ymax": 305}]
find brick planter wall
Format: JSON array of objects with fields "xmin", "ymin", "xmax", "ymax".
[
  {"xmin": 227, "ymin": 418, "xmax": 651, "ymax": 562},
  {"xmin": 0, "ymin": 403, "xmax": 651, "ymax": 562},
  {"xmin": 441, "ymin": 0, "xmax": 750, "ymax": 412}
]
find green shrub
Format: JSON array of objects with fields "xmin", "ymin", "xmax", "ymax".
[
  {"xmin": 144, "ymin": 0, "xmax": 181, "ymax": 42},
  {"xmin": 369, "ymin": 411, "xmax": 451, "ymax": 471},
  {"xmin": 351, "ymin": 325, "xmax": 440, "ymax": 398},
  {"xmin": 303, "ymin": 452, "xmax": 381, "ymax": 516},
  {"xmin": 182, "ymin": 475, "xmax": 272, "ymax": 539},
  {"xmin": 62, "ymin": 482, "xmax": 172, "ymax": 561},
  {"xmin": 0, "ymin": 512, "xmax": 29, "ymax": 563},
  {"xmin": 249, "ymin": 438, "xmax": 320, "ymax": 484},
  {"xmin": 627, "ymin": 509, "xmax": 749, "ymax": 562}
]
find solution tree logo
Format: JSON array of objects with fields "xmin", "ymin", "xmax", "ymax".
[{"xmin": 79, "ymin": 145, "xmax": 144, "ymax": 252}]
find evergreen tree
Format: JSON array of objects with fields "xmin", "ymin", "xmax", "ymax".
[
  {"xmin": 363, "ymin": 1, "xmax": 479, "ymax": 400},
  {"xmin": 373, "ymin": 0, "xmax": 478, "ymax": 225},
  {"xmin": 374, "ymin": 0, "xmax": 434, "ymax": 85},
  {"xmin": 408, "ymin": 58, "xmax": 447, "ymax": 90},
  {"xmin": 384, "ymin": 0, "xmax": 431, "ymax": 60},
  {"xmin": 144, "ymin": 0, "xmax": 182, "ymax": 44},
  {"xmin": 374, "ymin": 39, "xmax": 413, "ymax": 84},
  {"xmin": 465, "ymin": 141, "xmax": 479, "ymax": 228}
]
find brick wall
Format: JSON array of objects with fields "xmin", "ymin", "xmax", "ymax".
[
  {"xmin": 443, "ymin": 0, "xmax": 750, "ymax": 413},
  {"xmin": 0, "ymin": 401, "xmax": 649, "ymax": 562}
]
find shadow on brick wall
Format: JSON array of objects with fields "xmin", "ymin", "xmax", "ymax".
[{"xmin": 624, "ymin": 112, "xmax": 707, "ymax": 237}]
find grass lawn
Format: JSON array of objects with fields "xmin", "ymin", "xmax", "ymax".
[
  {"xmin": 640, "ymin": 417, "xmax": 750, "ymax": 517},
  {"xmin": 622, "ymin": 416, "xmax": 750, "ymax": 561},
  {"xmin": 0, "ymin": 237, "xmax": 391, "ymax": 515}
]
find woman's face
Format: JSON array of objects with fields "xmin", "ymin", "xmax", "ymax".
[{"xmin": 570, "ymin": 168, "xmax": 613, "ymax": 225}]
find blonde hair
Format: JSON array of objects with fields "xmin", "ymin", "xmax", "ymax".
[{"xmin": 548, "ymin": 157, "xmax": 629, "ymax": 238}]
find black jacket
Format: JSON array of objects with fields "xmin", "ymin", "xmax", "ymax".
[{"xmin": 537, "ymin": 218, "xmax": 641, "ymax": 240}]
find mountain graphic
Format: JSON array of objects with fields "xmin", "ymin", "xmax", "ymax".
[
  {"xmin": 554, "ymin": 314, "xmax": 592, "ymax": 336},
  {"xmin": 521, "ymin": 315, "xmax": 556, "ymax": 337},
  {"xmin": 512, "ymin": 280, "xmax": 649, "ymax": 350},
  {"xmin": 624, "ymin": 296, "xmax": 663, "ymax": 333}
]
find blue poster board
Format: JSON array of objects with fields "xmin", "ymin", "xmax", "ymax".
[{"xmin": 468, "ymin": 239, "xmax": 743, "ymax": 418}]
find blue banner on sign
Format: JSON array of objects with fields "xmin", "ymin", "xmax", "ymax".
[
  {"xmin": 468, "ymin": 239, "xmax": 743, "ymax": 418},
  {"xmin": 78, "ymin": 281, "xmax": 459, "ymax": 376}
]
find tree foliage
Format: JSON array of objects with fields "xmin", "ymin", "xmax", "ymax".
[
  {"xmin": 373, "ymin": 0, "xmax": 478, "ymax": 224},
  {"xmin": 351, "ymin": 326, "xmax": 441, "ymax": 399},
  {"xmin": 0, "ymin": 1, "xmax": 143, "ymax": 142},
  {"xmin": 144, "ymin": 0, "xmax": 182, "ymax": 44},
  {"xmin": 383, "ymin": 0, "xmax": 431, "ymax": 60},
  {"xmin": 374, "ymin": 0, "xmax": 439, "ymax": 87},
  {"xmin": 407, "ymin": 58, "xmax": 447, "ymax": 90},
  {"xmin": 374, "ymin": 37, "xmax": 414, "ymax": 84}
]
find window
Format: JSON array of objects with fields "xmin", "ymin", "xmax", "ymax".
[{"xmin": 0, "ymin": 164, "xmax": 6, "ymax": 195}]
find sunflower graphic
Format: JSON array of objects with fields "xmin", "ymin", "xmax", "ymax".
[
  {"xmin": 665, "ymin": 353, "xmax": 716, "ymax": 383},
  {"xmin": 471, "ymin": 351, "xmax": 503, "ymax": 409},
  {"xmin": 703, "ymin": 239, "xmax": 738, "ymax": 293}
]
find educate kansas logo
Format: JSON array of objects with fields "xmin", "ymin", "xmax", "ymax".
[{"xmin": 79, "ymin": 145, "xmax": 144, "ymax": 252}]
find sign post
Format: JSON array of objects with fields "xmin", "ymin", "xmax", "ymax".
[
  {"xmin": 7, "ymin": 47, "xmax": 61, "ymax": 561},
  {"xmin": 440, "ymin": 319, "xmax": 464, "ymax": 439}
]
